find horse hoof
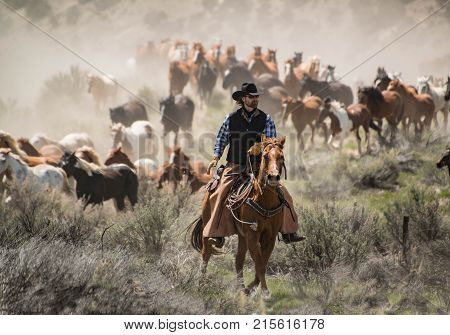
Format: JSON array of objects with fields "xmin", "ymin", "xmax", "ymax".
[{"xmin": 261, "ymin": 288, "xmax": 271, "ymax": 300}]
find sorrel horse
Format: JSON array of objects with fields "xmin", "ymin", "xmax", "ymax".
[
  {"xmin": 191, "ymin": 135, "xmax": 288, "ymax": 296},
  {"xmin": 59, "ymin": 152, "xmax": 138, "ymax": 211},
  {"xmin": 387, "ymin": 79, "xmax": 435, "ymax": 137},
  {"xmin": 281, "ymin": 96, "xmax": 324, "ymax": 150},
  {"xmin": 169, "ymin": 61, "xmax": 191, "ymax": 95},
  {"xmin": 357, "ymin": 86, "xmax": 403, "ymax": 143}
]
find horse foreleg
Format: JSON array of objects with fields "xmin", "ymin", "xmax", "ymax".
[
  {"xmin": 355, "ymin": 128, "xmax": 362, "ymax": 155},
  {"xmin": 309, "ymin": 124, "xmax": 315, "ymax": 146},
  {"xmin": 245, "ymin": 233, "xmax": 264, "ymax": 295},
  {"xmin": 235, "ymin": 234, "xmax": 247, "ymax": 288},
  {"xmin": 259, "ymin": 235, "xmax": 277, "ymax": 296},
  {"xmin": 365, "ymin": 128, "xmax": 371, "ymax": 154}
]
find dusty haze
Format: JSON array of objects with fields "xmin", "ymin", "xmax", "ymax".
[{"xmin": 0, "ymin": 0, "xmax": 449, "ymax": 159}]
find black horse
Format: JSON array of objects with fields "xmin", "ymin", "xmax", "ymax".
[
  {"xmin": 373, "ymin": 67, "xmax": 391, "ymax": 91},
  {"xmin": 159, "ymin": 94, "xmax": 195, "ymax": 146},
  {"xmin": 222, "ymin": 61, "xmax": 254, "ymax": 94},
  {"xmin": 197, "ymin": 62, "xmax": 218, "ymax": 105},
  {"xmin": 298, "ymin": 75, "xmax": 353, "ymax": 106},
  {"xmin": 59, "ymin": 152, "xmax": 138, "ymax": 211}
]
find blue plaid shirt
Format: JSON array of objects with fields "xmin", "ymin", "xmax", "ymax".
[{"xmin": 213, "ymin": 109, "xmax": 276, "ymax": 158}]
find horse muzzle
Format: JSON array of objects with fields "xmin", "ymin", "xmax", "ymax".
[{"xmin": 267, "ymin": 173, "xmax": 280, "ymax": 186}]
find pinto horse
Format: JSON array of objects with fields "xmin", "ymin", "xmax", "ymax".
[
  {"xmin": 59, "ymin": 152, "xmax": 138, "ymax": 211},
  {"xmin": 191, "ymin": 136, "xmax": 288, "ymax": 296},
  {"xmin": 0, "ymin": 148, "xmax": 70, "ymax": 194}
]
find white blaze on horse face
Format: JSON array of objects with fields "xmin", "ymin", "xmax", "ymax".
[
  {"xmin": 168, "ymin": 152, "xmax": 176, "ymax": 164},
  {"xmin": 285, "ymin": 62, "xmax": 291, "ymax": 75}
]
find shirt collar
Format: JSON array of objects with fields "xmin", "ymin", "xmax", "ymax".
[{"xmin": 241, "ymin": 107, "xmax": 260, "ymax": 122}]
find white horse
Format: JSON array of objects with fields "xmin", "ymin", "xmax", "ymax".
[
  {"xmin": 111, "ymin": 121, "xmax": 155, "ymax": 161},
  {"xmin": 327, "ymin": 100, "xmax": 352, "ymax": 150},
  {"xmin": 0, "ymin": 149, "xmax": 70, "ymax": 194},
  {"xmin": 134, "ymin": 158, "xmax": 158, "ymax": 178},
  {"xmin": 417, "ymin": 76, "xmax": 449, "ymax": 129},
  {"xmin": 30, "ymin": 132, "xmax": 94, "ymax": 152}
]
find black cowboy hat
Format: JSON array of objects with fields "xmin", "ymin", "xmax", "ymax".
[{"xmin": 232, "ymin": 82, "xmax": 264, "ymax": 101}]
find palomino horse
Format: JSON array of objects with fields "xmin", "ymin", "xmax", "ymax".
[
  {"xmin": 417, "ymin": 76, "xmax": 449, "ymax": 129},
  {"xmin": 387, "ymin": 79, "xmax": 435, "ymax": 138},
  {"xmin": 284, "ymin": 59, "xmax": 300, "ymax": 97},
  {"xmin": 30, "ymin": 132, "xmax": 94, "ymax": 153},
  {"xmin": 59, "ymin": 152, "xmax": 138, "ymax": 211},
  {"xmin": 298, "ymin": 75, "xmax": 353, "ymax": 106},
  {"xmin": 357, "ymin": 86, "xmax": 402, "ymax": 143},
  {"xmin": 0, "ymin": 148, "xmax": 70, "ymax": 194},
  {"xmin": 281, "ymin": 96, "xmax": 324, "ymax": 150},
  {"xmin": 436, "ymin": 146, "xmax": 450, "ymax": 177},
  {"xmin": 191, "ymin": 136, "xmax": 288, "ymax": 296},
  {"xmin": 169, "ymin": 61, "xmax": 191, "ymax": 95},
  {"xmin": 299, "ymin": 56, "xmax": 321, "ymax": 80},
  {"xmin": 87, "ymin": 74, "xmax": 117, "ymax": 111}
]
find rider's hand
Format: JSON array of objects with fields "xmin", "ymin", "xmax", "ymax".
[{"xmin": 207, "ymin": 156, "xmax": 220, "ymax": 175}]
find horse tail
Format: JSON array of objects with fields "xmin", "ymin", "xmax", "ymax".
[{"xmin": 189, "ymin": 216, "xmax": 204, "ymax": 253}]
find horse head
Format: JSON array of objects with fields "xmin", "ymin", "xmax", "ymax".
[
  {"xmin": 293, "ymin": 52, "xmax": 303, "ymax": 66},
  {"xmin": 255, "ymin": 135, "xmax": 286, "ymax": 187},
  {"xmin": 110, "ymin": 123, "xmax": 125, "ymax": 150}
]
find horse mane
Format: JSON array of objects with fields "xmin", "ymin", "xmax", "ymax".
[
  {"xmin": 76, "ymin": 146, "xmax": 102, "ymax": 166},
  {"xmin": 362, "ymin": 86, "xmax": 384, "ymax": 103},
  {"xmin": 75, "ymin": 155, "xmax": 104, "ymax": 175},
  {"xmin": 0, "ymin": 131, "xmax": 28, "ymax": 159}
]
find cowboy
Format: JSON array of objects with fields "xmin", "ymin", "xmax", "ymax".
[{"xmin": 203, "ymin": 82, "xmax": 304, "ymax": 247}]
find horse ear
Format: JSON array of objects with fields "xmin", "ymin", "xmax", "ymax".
[
  {"xmin": 260, "ymin": 134, "xmax": 267, "ymax": 142},
  {"xmin": 279, "ymin": 136, "xmax": 286, "ymax": 146}
]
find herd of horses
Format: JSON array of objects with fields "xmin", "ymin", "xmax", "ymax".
[{"xmin": 3, "ymin": 38, "xmax": 450, "ymax": 297}]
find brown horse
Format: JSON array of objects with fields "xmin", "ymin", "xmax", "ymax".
[
  {"xmin": 169, "ymin": 61, "xmax": 191, "ymax": 95},
  {"xmin": 248, "ymin": 57, "xmax": 278, "ymax": 78},
  {"xmin": 104, "ymin": 146, "xmax": 135, "ymax": 170},
  {"xmin": 246, "ymin": 46, "xmax": 262, "ymax": 64},
  {"xmin": 281, "ymin": 96, "xmax": 324, "ymax": 150},
  {"xmin": 0, "ymin": 131, "xmax": 60, "ymax": 167},
  {"xmin": 436, "ymin": 146, "xmax": 450, "ymax": 177},
  {"xmin": 387, "ymin": 79, "xmax": 435, "ymax": 137},
  {"xmin": 218, "ymin": 45, "xmax": 238, "ymax": 76},
  {"xmin": 283, "ymin": 59, "xmax": 300, "ymax": 97},
  {"xmin": 157, "ymin": 147, "xmax": 210, "ymax": 192},
  {"xmin": 191, "ymin": 135, "xmax": 287, "ymax": 296},
  {"xmin": 17, "ymin": 138, "xmax": 42, "ymax": 157},
  {"xmin": 357, "ymin": 86, "xmax": 403, "ymax": 143}
]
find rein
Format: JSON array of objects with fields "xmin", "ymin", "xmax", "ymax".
[{"xmin": 226, "ymin": 151, "xmax": 291, "ymax": 231}]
